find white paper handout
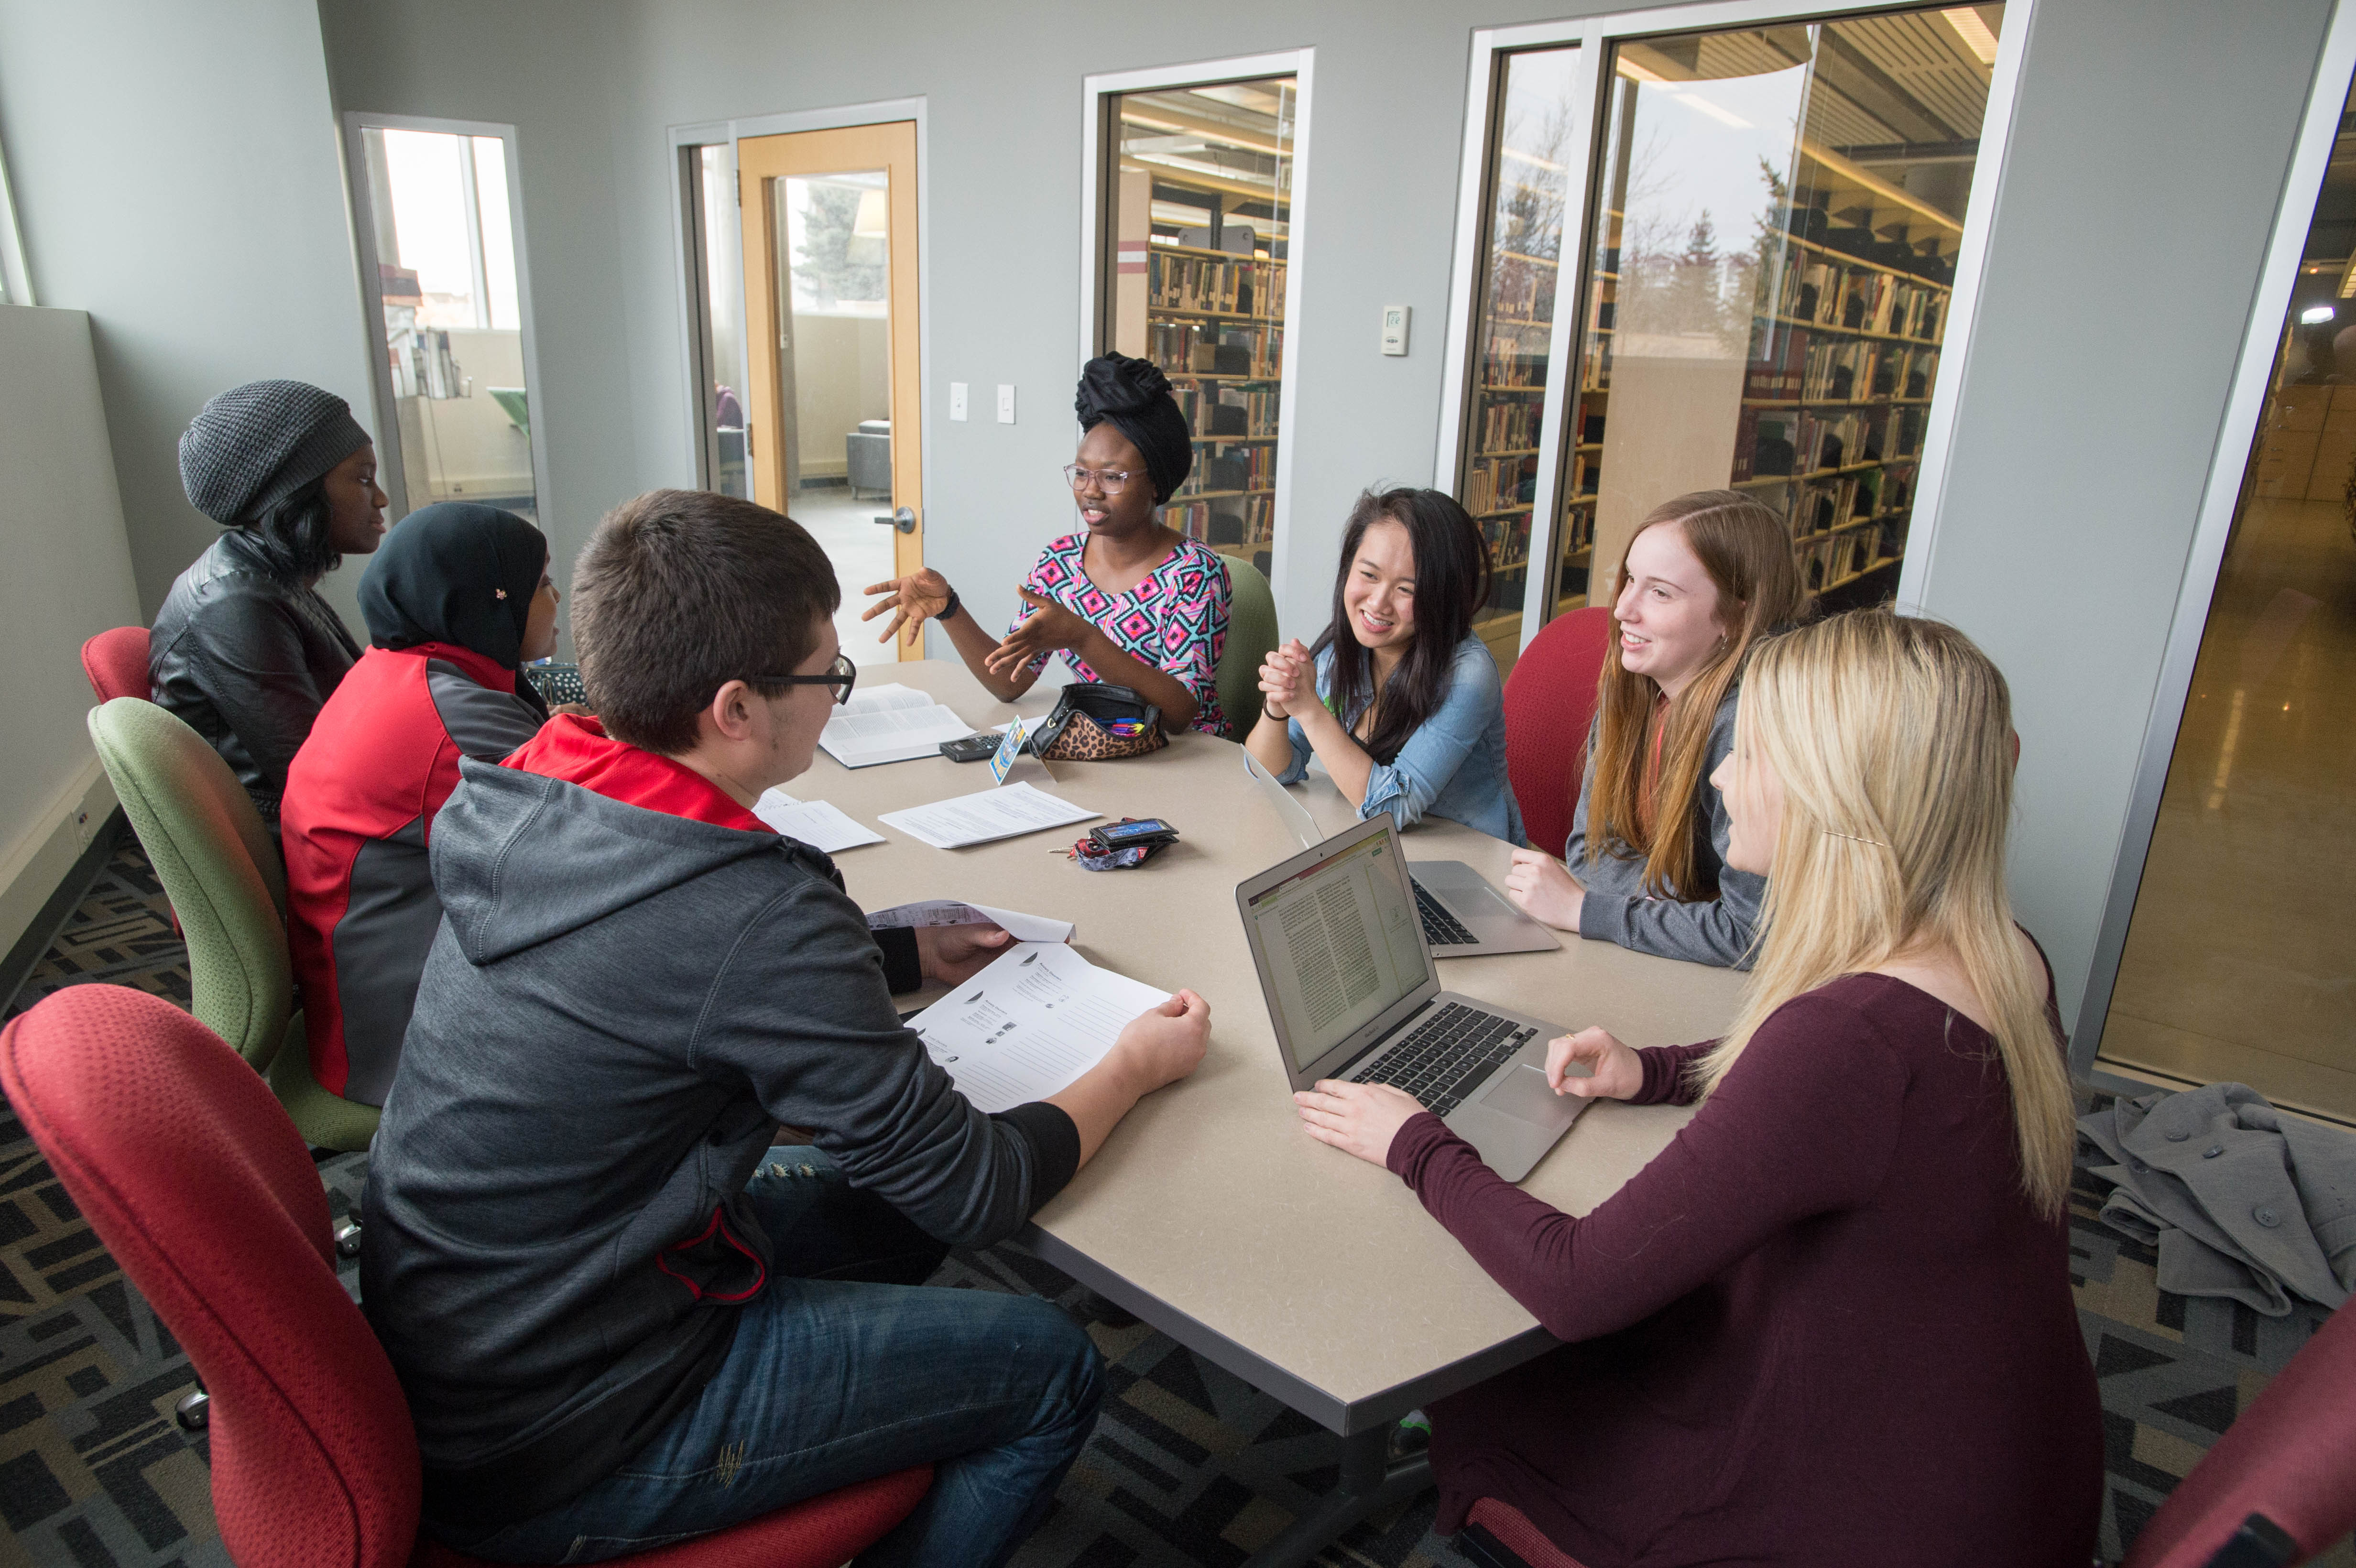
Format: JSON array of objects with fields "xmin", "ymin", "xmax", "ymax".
[
  {"xmin": 877, "ymin": 783, "xmax": 1099, "ymax": 849},
  {"xmin": 819, "ymin": 684, "xmax": 978, "ymax": 768},
  {"xmin": 865, "ymin": 901, "xmax": 1074, "ymax": 943},
  {"xmin": 752, "ymin": 790, "xmax": 885, "ymax": 852},
  {"xmin": 904, "ymin": 942, "xmax": 1168, "ymax": 1112}
]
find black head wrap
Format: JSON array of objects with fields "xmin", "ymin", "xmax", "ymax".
[
  {"xmin": 1074, "ymin": 353, "xmax": 1194, "ymax": 504},
  {"xmin": 359, "ymin": 502, "xmax": 548, "ymax": 682}
]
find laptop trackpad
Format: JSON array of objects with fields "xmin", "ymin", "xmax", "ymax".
[{"xmin": 1481, "ymin": 1063, "xmax": 1573, "ymax": 1125}]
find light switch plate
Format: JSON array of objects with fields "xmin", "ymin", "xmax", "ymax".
[
  {"xmin": 949, "ymin": 382, "xmax": 968, "ymax": 421},
  {"xmin": 1381, "ymin": 305, "xmax": 1410, "ymax": 356},
  {"xmin": 997, "ymin": 384, "xmax": 1016, "ymax": 424}
]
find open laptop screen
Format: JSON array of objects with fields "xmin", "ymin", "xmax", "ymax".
[{"xmin": 1241, "ymin": 824, "xmax": 1428, "ymax": 1071}]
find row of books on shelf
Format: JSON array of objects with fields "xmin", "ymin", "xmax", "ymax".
[
  {"xmin": 1734, "ymin": 405, "xmax": 1926, "ymax": 481},
  {"xmin": 1557, "ymin": 502, "xmax": 1597, "ymax": 560},
  {"xmin": 1486, "ymin": 254, "xmax": 1559, "ymax": 322},
  {"xmin": 1164, "ymin": 492, "xmax": 1275, "ymax": 549},
  {"xmin": 1476, "ymin": 399, "xmax": 1543, "ymax": 456},
  {"xmin": 1148, "ymin": 320, "xmax": 1283, "ymax": 380},
  {"xmin": 1796, "ymin": 521, "xmax": 1904, "ymax": 594},
  {"xmin": 1148, "ymin": 251, "xmax": 1284, "ymax": 317},
  {"xmin": 1746, "ymin": 331, "xmax": 1937, "ymax": 404},
  {"xmin": 1474, "ymin": 511, "xmax": 1531, "ymax": 567},
  {"xmin": 1477, "ymin": 328, "xmax": 1550, "ymax": 389},
  {"xmin": 1772, "ymin": 254, "xmax": 1945, "ymax": 340},
  {"xmin": 1170, "ymin": 443, "xmax": 1276, "ymax": 499},
  {"xmin": 1760, "ymin": 465, "xmax": 1915, "ymax": 540},
  {"xmin": 1463, "ymin": 453, "xmax": 1538, "ymax": 515},
  {"xmin": 1170, "ymin": 385, "xmax": 1279, "ymax": 440}
]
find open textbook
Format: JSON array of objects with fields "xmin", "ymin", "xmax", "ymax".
[
  {"xmin": 820, "ymin": 684, "xmax": 979, "ymax": 768},
  {"xmin": 903, "ymin": 942, "xmax": 1167, "ymax": 1112}
]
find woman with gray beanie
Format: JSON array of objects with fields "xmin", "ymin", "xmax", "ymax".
[
  {"xmin": 149, "ymin": 379, "xmax": 389, "ymax": 828},
  {"xmin": 861, "ymin": 352, "xmax": 1233, "ymax": 733}
]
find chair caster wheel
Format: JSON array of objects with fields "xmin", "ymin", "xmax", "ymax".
[
  {"xmin": 333, "ymin": 1219, "xmax": 362, "ymax": 1259},
  {"xmin": 175, "ymin": 1388, "xmax": 209, "ymax": 1432}
]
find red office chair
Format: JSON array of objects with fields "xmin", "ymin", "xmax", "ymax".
[
  {"xmin": 1500, "ymin": 606, "xmax": 1614, "ymax": 856},
  {"xmin": 1457, "ymin": 1497, "xmax": 1588, "ymax": 1568},
  {"xmin": 2121, "ymin": 1302, "xmax": 2356, "ymax": 1568},
  {"xmin": 82, "ymin": 625, "xmax": 152, "ymax": 703},
  {"xmin": 0, "ymin": 985, "xmax": 931, "ymax": 1568}
]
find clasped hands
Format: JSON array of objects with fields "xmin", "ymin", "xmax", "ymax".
[
  {"xmin": 862, "ymin": 569, "xmax": 1094, "ymax": 677},
  {"xmin": 1256, "ymin": 638, "xmax": 1317, "ymax": 720},
  {"xmin": 1292, "ymin": 1025, "xmax": 1646, "ymax": 1166}
]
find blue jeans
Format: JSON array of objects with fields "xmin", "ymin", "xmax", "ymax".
[{"xmin": 445, "ymin": 1149, "xmax": 1104, "ymax": 1566}]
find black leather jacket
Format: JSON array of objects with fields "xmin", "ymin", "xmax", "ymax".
[{"xmin": 150, "ymin": 530, "xmax": 361, "ymax": 825}]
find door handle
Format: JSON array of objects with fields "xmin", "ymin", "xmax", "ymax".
[{"xmin": 888, "ymin": 507, "xmax": 917, "ymax": 534}]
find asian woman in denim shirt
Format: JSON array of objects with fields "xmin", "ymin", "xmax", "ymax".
[{"xmin": 1246, "ymin": 488, "xmax": 1526, "ymax": 846}]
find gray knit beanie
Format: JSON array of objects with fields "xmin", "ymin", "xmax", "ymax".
[{"xmin": 178, "ymin": 380, "xmax": 371, "ymax": 526}]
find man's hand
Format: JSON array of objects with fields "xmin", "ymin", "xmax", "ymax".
[
  {"xmin": 861, "ymin": 568, "xmax": 954, "ymax": 647},
  {"xmin": 1293, "ymin": 1078, "xmax": 1427, "ymax": 1167},
  {"xmin": 1545, "ymin": 1027, "xmax": 1641, "ymax": 1100},
  {"xmin": 1110, "ymin": 989, "xmax": 1211, "ymax": 1094},
  {"xmin": 1504, "ymin": 848, "xmax": 1587, "ymax": 932},
  {"xmin": 984, "ymin": 590, "xmax": 1095, "ymax": 677},
  {"xmin": 914, "ymin": 922, "xmax": 1013, "ymax": 985}
]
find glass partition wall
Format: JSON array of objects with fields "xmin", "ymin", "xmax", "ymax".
[
  {"xmin": 1101, "ymin": 77, "xmax": 1296, "ymax": 580},
  {"xmin": 1450, "ymin": 7, "xmax": 2007, "ymax": 657}
]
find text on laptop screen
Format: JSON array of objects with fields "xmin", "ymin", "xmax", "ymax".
[{"xmin": 1243, "ymin": 830, "xmax": 1426, "ymax": 1070}]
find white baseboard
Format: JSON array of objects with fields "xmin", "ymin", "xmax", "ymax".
[{"xmin": 0, "ymin": 753, "xmax": 118, "ymax": 962}]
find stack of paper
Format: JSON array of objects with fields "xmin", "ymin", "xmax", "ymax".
[
  {"xmin": 820, "ymin": 684, "xmax": 979, "ymax": 768},
  {"xmin": 866, "ymin": 902, "xmax": 1074, "ymax": 942},
  {"xmin": 878, "ymin": 783, "xmax": 1099, "ymax": 849},
  {"xmin": 904, "ymin": 942, "xmax": 1169, "ymax": 1112},
  {"xmin": 752, "ymin": 790, "xmax": 884, "ymax": 852}
]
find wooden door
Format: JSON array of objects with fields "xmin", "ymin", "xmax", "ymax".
[{"xmin": 738, "ymin": 121, "xmax": 922, "ymax": 661}]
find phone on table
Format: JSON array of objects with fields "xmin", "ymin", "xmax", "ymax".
[
  {"xmin": 1089, "ymin": 818, "xmax": 1179, "ymax": 853},
  {"xmin": 939, "ymin": 733, "xmax": 1002, "ymax": 763}
]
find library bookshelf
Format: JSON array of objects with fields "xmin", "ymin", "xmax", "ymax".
[{"xmin": 1139, "ymin": 240, "xmax": 1287, "ymax": 575}]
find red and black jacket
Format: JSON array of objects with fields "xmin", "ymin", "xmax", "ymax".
[{"xmin": 282, "ymin": 642, "xmax": 545, "ymax": 1105}]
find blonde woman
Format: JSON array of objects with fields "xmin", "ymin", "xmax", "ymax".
[
  {"xmin": 1505, "ymin": 490, "xmax": 1807, "ymax": 967},
  {"xmin": 1296, "ymin": 611, "xmax": 2100, "ymax": 1566}
]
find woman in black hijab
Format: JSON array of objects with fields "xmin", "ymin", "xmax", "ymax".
[
  {"xmin": 859, "ymin": 352, "xmax": 1236, "ymax": 733},
  {"xmin": 279, "ymin": 503, "xmax": 559, "ymax": 1111}
]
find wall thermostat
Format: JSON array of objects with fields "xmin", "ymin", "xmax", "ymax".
[{"xmin": 1380, "ymin": 305, "xmax": 1410, "ymax": 356}]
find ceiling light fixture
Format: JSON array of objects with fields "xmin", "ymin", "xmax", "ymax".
[{"xmin": 1942, "ymin": 7, "xmax": 2000, "ymax": 65}]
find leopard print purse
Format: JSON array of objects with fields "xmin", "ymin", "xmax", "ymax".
[{"xmin": 1030, "ymin": 683, "xmax": 1167, "ymax": 761}]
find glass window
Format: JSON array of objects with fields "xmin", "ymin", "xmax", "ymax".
[
  {"xmin": 1102, "ymin": 77, "xmax": 1296, "ymax": 579},
  {"xmin": 359, "ymin": 126, "xmax": 537, "ymax": 522},
  {"xmin": 2096, "ymin": 69, "xmax": 2356, "ymax": 1123},
  {"xmin": 1559, "ymin": 6, "xmax": 2004, "ymax": 621},
  {"xmin": 1458, "ymin": 45, "xmax": 1581, "ymax": 673},
  {"xmin": 686, "ymin": 143, "xmax": 750, "ymax": 500}
]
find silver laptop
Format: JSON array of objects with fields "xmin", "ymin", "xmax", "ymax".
[
  {"xmin": 1407, "ymin": 860, "xmax": 1561, "ymax": 958},
  {"xmin": 1239, "ymin": 745, "xmax": 1558, "ymax": 959},
  {"xmin": 1236, "ymin": 817, "xmax": 1590, "ymax": 1181}
]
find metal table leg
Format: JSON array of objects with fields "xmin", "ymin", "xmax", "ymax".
[{"xmin": 1239, "ymin": 1424, "xmax": 1435, "ymax": 1568}]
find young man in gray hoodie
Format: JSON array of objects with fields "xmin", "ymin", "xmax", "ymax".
[{"xmin": 361, "ymin": 489, "xmax": 1211, "ymax": 1565}]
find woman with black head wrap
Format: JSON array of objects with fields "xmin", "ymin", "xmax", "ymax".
[
  {"xmin": 280, "ymin": 502, "xmax": 561, "ymax": 1111},
  {"xmin": 861, "ymin": 352, "xmax": 1234, "ymax": 733}
]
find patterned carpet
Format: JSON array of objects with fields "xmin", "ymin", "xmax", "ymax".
[{"xmin": 0, "ymin": 836, "xmax": 2345, "ymax": 1568}]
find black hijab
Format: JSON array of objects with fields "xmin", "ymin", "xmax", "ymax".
[
  {"xmin": 359, "ymin": 503, "xmax": 549, "ymax": 709},
  {"xmin": 1075, "ymin": 353, "xmax": 1194, "ymax": 504}
]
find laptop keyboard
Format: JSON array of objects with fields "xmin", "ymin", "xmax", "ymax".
[
  {"xmin": 1349, "ymin": 1002, "xmax": 1538, "ymax": 1118},
  {"xmin": 1412, "ymin": 878, "xmax": 1478, "ymax": 948}
]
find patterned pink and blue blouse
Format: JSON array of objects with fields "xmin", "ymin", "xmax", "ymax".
[{"xmin": 1011, "ymin": 533, "xmax": 1233, "ymax": 735}]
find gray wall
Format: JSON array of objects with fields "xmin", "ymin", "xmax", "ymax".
[
  {"xmin": 5, "ymin": 0, "xmax": 2325, "ymax": 1033},
  {"xmin": 0, "ymin": 0, "xmax": 381, "ymax": 630}
]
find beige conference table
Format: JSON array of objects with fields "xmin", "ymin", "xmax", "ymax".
[{"xmin": 805, "ymin": 661, "xmax": 1745, "ymax": 1565}]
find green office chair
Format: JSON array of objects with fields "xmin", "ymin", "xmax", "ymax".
[
  {"xmin": 1217, "ymin": 555, "xmax": 1280, "ymax": 736},
  {"xmin": 84, "ymin": 699, "xmax": 378, "ymax": 1151}
]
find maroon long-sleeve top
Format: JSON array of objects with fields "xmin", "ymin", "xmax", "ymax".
[{"xmin": 1387, "ymin": 973, "xmax": 2102, "ymax": 1567}]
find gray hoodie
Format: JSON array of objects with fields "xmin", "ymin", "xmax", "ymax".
[
  {"xmin": 360, "ymin": 750, "xmax": 1077, "ymax": 1530},
  {"xmin": 1566, "ymin": 688, "xmax": 1763, "ymax": 968}
]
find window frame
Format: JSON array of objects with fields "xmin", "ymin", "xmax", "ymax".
[
  {"xmin": 1434, "ymin": 0, "xmax": 2037, "ymax": 654},
  {"xmin": 1080, "ymin": 50, "xmax": 1315, "ymax": 611},
  {"xmin": 341, "ymin": 111, "xmax": 551, "ymax": 526}
]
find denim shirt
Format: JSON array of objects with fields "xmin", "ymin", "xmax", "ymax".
[{"xmin": 1279, "ymin": 634, "xmax": 1527, "ymax": 847}]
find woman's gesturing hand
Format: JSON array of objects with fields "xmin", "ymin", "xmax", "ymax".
[
  {"xmin": 861, "ymin": 568, "xmax": 953, "ymax": 647},
  {"xmin": 1293, "ymin": 1078, "xmax": 1427, "ymax": 1167},
  {"xmin": 1258, "ymin": 639, "xmax": 1316, "ymax": 720},
  {"xmin": 984, "ymin": 589, "xmax": 1095, "ymax": 677},
  {"xmin": 1545, "ymin": 1026, "xmax": 1643, "ymax": 1100},
  {"xmin": 1504, "ymin": 847, "xmax": 1587, "ymax": 932}
]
